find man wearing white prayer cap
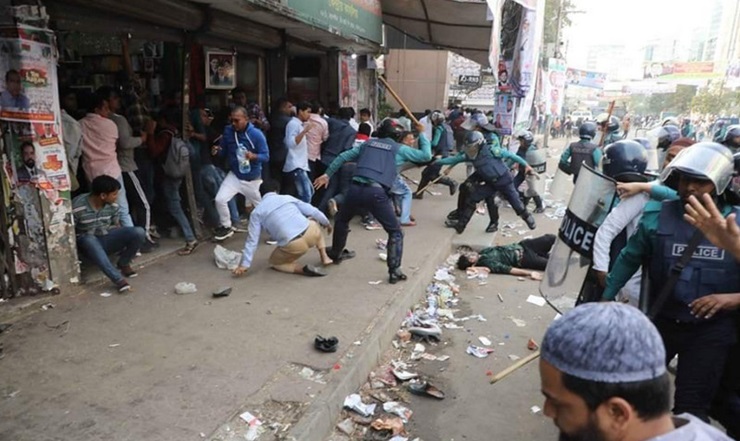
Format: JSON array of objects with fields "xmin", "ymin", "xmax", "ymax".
[{"xmin": 539, "ymin": 303, "xmax": 733, "ymax": 441}]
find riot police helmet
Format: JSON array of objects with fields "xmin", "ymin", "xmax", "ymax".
[
  {"xmin": 660, "ymin": 142, "xmax": 734, "ymax": 194},
  {"xmin": 656, "ymin": 125, "xmax": 681, "ymax": 150},
  {"xmin": 463, "ymin": 130, "xmax": 486, "ymax": 158},
  {"xmin": 377, "ymin": 118, "xmax": 405, "ymax": 142},
  {"xmin": 632, "ymin": 137, "xmax": 651, "ymax": 150},
  {"xmin": 516, "ymin": 130, "xmax": 534, "ymax": 146},
  {"xmin": 578, "ymin": 121, "xmax": 597, "ymax": 140},
  {"xmin": 662, "ymin": 116, "xmax": 680, "ymax": 127},
  {"xmin": 602, "ymin": 140, "xmax": 649, "ymax": 183},
  {"xmin": 430, "ymin": 110, "xmax": 445, "ymax": 125},
  {"xmin": 596, "ymin": 113, "xmax": 620, "ymax": 132},
  {"xmin": 721, "ymin": 124, "xmax": 740, "ymax": 150}
]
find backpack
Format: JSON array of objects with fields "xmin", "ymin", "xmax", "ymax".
[{"xmin": 162, "ymin": 130, "xmax": 191, "ymax": 179}]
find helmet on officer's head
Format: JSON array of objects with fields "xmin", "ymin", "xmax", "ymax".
[
  {"xmin": 721, "ymin": 124, "xmax": 740, "ymax": 149},
  {"xmin": 656, "ymin": 125, "xmax": 681, "ymax": 150},
  {"xmin": 578, "ymin": 121, "xmax": 597, "ymax": 140},
  {"xmin": 516, "ymin": 130, "xmax": 534, "ymax": 146},
  {"xmin": 596, "ymin": 114, "xmax": 620, "ymax": 132},
  {"xmin": 377, "ymin": 118, "xmax": 405, "ymax": 142},
  {"xmin": 430, "ymin": 110, "xmax": 445, "ymax": 125},
  {"xmin": 659, "ymin": 142, "xmax": 734, "ymax": 195},
  {"xmin": 662, "ymin": 117, "xmax": 680, "ymax": 127},
  {"xmin": 633, "ymin": 137, "xmax": 651, "ymax": 150},
  {"xmin": 463, "ymin": 130, "xmax": 486, "ymax": 159},
  {"xmin": 602, "ymin": 140, "xmax": 649, "ymax": 183}
]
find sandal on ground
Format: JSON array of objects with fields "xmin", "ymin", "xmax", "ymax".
[
  {"xmin": 178, "ymin": 240, "xmax": 199, "ymax": 256},
  {"xmin": 314, "ymin": 335, "xmax": 339, "ymax": 353},
  {"xmin": 408, "ymin": 380, "xmax": 445, "ymax": 399},
  {"xmin": 302, "ymin": 265, "xmax": 327, "ymax": 277}
]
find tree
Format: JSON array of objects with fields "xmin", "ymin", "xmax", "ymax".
[{"xmin": 543, "ymin": 0, "xmax": 575, "ymax": 46}]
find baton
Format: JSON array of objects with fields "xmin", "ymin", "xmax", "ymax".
[
  {"xmin": 414, "ymin": 165, "xmax": 456, "ymax": 196},
  {"xmin": 489, "ymin": 351, "xmax": 541, "ymax": 384}
]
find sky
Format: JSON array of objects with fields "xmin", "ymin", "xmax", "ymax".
[{"xmin": 563, "ymin": 0, "xmax": 712, "ymax": 69}]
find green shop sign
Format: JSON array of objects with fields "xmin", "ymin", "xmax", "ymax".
[{"xmin": 286, "ymin": 0, "xmax": 383, "ymax": 44}]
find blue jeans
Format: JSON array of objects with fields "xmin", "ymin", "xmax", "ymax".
[
  {"xmin": 114, "ymin": 175, "xmax": 134, "ymax": 227},
  {"xmin": 391, "ymin": 176, "xmax": 413, "ymax": 223},
  {"xmin": 289, "ymin": 168, "xmax": 314, "ymax": 203},
  {"xmin": 162, "ymin": 177, "xmax": 195, "ymax": 242},
  {"xmin": 200, "ymin": 165, "xmax": 239, "ymax": 226},
  {"xmin": 77, "ymin": 227, "xmax": 146, "ymax": 283}
]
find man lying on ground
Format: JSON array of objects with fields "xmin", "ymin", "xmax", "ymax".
[{"xmin": 456, "ymin": 234, "xmax": 555, "ymax": 280}]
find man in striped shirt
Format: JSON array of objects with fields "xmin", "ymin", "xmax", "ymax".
[{"xmin": 73, "ymin": 175, "xmax": 146, "ymax": 292}]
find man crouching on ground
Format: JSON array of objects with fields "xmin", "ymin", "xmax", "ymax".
[{"xmin": 233, "ymin": 179, "xmax": 333, "ymax": 277}]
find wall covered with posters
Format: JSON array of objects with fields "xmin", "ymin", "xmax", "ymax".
[
  {"xmin": 0, "ymin": 6, "xmax": 77, "ymax": 297},
  {"xmin": 338, "ymin": 54, "xmax": 358, "ymax": 111}
]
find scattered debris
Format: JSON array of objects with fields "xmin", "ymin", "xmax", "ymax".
[
  {"xmin": 497, "ymin": 293, "xmax": 504, "ymax": 302},
  {"xmin": 212, "ymin": 286, "xmax": 232, "ymax": 298},
  {"xmin": 510, "ymin": 317, "xmax": 527, "ymax": 327},
  {"xmin": 344, "ymin": 394, "xmax": 377, "ymax": 417},
  {"xmin": 396, "ymin": 330, "xmax": 412, "ymax": 342},
  {"xmin": 336, "ymin": 418, "xmax": 355, "ymax": 435},
  {"xmin": 392, "ymin": 369, "xmax": 419, "ymax": 381},
  {"xmin": 408, "ymin": 380, "xmax": 445, "ymax": 400},
  {"xmin": 531, "ymin": 405, "xmax": 542, "ymax": 414},
  {"xmin": 239, "ymin": 411, "xmax": 265, "ymax": 441},
  {"xmin": 368, "ymin": 280, "xmax": 383, "ymax": 285},
  {"xmin": 478, "ymin": 336, "xmax": 492, "ymax": 346},
  {"xmin": 526, "ymin": 295, "xmax": 547, "ymax": 307},
  {"xmin": 99, "ymin": 292, "xmax": 112, "ymax": 298},
  {"xmin": 108, "ymin": 343, "xmax": 120, "ymax": 348},
  {"xmin": 174, "ymin": 282, "xmax": 197, "ymax": 294},
  {"xmin": 371, "ymin": 416, "xmax": 406, "ymax": 435},
  {"xmin": 383, "ymin": 401, "xmax": 413, "ymax": 423},
  {"xmin": 376, "ymin": 238, "xmax": 387, "ymax": 250},
  {"xmin": 413, "ymin": 343, "xmax": 425, "ymax": 353},
  {"xmin": 298, "ymin": 366, "xmax": 327, "ymax": 384},
  {"xmin": 466, "ymin": 345, "xmax": 494, "ymax": 358},
  {"xmin": 527, "ymin": 338, "xmax": 540, "ymax": 351},
  {"xmin": 379, "ymin": 253, "xmax": 388, "ymax": 261},
  {"xmin": 40, "ymin": 302, "xmax": 54, "ymax": 310},
  {"xmin": 508, "ymin": 354, "xmax": 521, "ymax": 361},
  {"xmin": 214, "ymin": 245, "xmax": 242, "ymax": 270}
]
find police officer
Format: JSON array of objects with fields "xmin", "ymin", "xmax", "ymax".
[
  {"xmin": 439, "ymin": 131, "xmax": 536, "ymax": 234},
  {"xmin": 514, "ymin": 130, "xmax": 545, "ymax": 213},
  {"xmin": 595, "ymin": 113, "xmax": 622, "ymax": 145},
  {"xmin": 656, "ymin": 124, "xmax": 681, "ymax": 150},
  {"xmin": 603, "ymin": 142, "xmax": 739, "ymax": 422},
  {"xmin": 720, "ymin": 124, "xmax": 740, "ymax": 152},
  {"xmin": 559, "ymin": 121, "xmax": 601, "ymax": 183},
  {"xmin": 313, "ymin": 118, "xmax": 432, "ymax": 284},
  {"xmin": 414, "ymin": 111, "xmax": 457, "ymax": 199},
  {"xmin": 681, "ymin": 117, "xmax": 696, "ymax": 140}
]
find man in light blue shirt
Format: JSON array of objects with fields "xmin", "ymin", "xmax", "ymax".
[
  {"xmin": 233, "ymin": 180, "xmax": 333, "ymax": 277},
  {"xmin": 284, "ymin": 101, "xmax": 315, "ymax": 203}
]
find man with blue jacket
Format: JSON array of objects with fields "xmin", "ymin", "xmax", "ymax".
[{"xmin": 212, "ymin": 106, "xmax": 270, "ymax": 241}]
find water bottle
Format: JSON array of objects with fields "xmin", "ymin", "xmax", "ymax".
[{"xmin": 235, "ymin": 133, "xmax": 251, "ymax": 174}]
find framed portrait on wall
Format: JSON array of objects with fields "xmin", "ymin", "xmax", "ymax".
[{"xmin": 205, "ymin": 50, "xmax": 236, "ymax": 90}]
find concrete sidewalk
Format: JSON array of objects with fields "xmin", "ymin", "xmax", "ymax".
[{"xmin": 0, "ymin": 168, "xmax": 485, "ymax": 441}]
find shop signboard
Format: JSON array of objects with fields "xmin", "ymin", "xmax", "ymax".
[
  {"xmin": 286, "ymin": 0, "xmax": 383, "ymax": 44},
  {"xmin": 458, "ymin": 75, "xmax": 481, "ymax": 87}
]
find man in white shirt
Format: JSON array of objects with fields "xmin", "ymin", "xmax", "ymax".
[{"xmin": 284, "ymin": 101, "xmax": 315, "ymax": 203}]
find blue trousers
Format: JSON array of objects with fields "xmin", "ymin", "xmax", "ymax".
[
  {"xmin": 331, "ymin": 183, "xmax": 403, "ymax": 272},
  {"xmin": 77, "ymin": 227, "xmax": 146, "ymax": 283},
  {"xmin": 162, "ymin": 178, "xmax": 195, "ymax": 242},
  {"xmin": 288, "ymin": 168, "xmax": 314, "ymax": 204},
  {"xmin": 391, "ymin": 176, "xmax": 413, "ymax": 224}
]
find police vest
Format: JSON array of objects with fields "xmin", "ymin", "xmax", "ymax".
[
  {"xmin": 433, "ymin": 125, "xmax": 450, "ymax": 157},
  {"xmin": 604, "ymin": 131, "xmax": 622, "ymax": 145},
  {"xmin": 354, "ymin": 138, "xmax": 400, "ymax": 189},
  {"xmin": 569, "ymin": 140, "xmax": 597, "ymax": 176},
  {"xmin": 472, "ymin": 144, "xmax": 510, "ymax": 182},
  {"xmin": 649, "ymin": 200, "xmax": 740, "ymax": 322}
]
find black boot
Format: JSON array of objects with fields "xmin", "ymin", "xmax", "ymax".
[
  {"xmin": 447, "ymin": 209, "xmax": 458, "ymax": 220},
  {"xmin": 444, "ymin": 219, "xmax": 458, "ymax": 228},
  {"xmin": 533, "ymin": 196, "xmax": 545, "ymax": 213},
  {"xmin": 389, "ymin": 268, "xmax": 408, "ymax": 284},
  {"xmin": 485, "ymin": 222, "xmax": 498, "ymax": 233},
  {"xmin": 522, "ymin": 211, "xmax": 536, "ymax": 230},
  {"xmin": 439, "ymin": 177, "xmax": 458, "ymax": 196}
]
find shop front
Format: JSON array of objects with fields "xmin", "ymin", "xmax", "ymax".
[{"xmin": 0, "ymin": 0, "xmax": 383, "ymax": 298}]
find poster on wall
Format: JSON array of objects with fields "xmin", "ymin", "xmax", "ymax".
[
  {"xmin": 565, "ymin": 68, "xmax": 606, "ymax": 89},
  {"xmin": 492, "ymin": 93, "xmax": 514, "ymax": 135},
  {"xmin": 339, "ymin": 54, "xmax": 358, "ymax": 111},
  {"xmin": 545, "ymin": 58, "xmax": 566, "ymax": 118},
  {"xmin": 510, "ymin": 6, "xmax": 538, "ymax": 98},
  {"xmin": 205, "ymin": 50, "xmax": 236, "ymax": 90}
]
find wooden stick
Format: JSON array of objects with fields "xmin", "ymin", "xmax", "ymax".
[
  {"xmin": 377, "ymin": 75, "xmax": 421, "ymax": 127},
  {"xmin": 414, "ymin": 165, "xmax": 456, "ymax": 196},
  {"xmin": 599, "ymin": 101, "xmax": 616, "ymax": 147},
  {"xmin": 489, "ymin": 351, "xmax": 541, "ymax": 384}
]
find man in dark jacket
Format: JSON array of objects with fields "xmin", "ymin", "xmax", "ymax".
[
  {"xmin": 318, "ymin": 107, "xmax": 357, "ymax": 212},
  {"xmin": 267, "ymin": 97, "xmax": 293, "ymax": 186}
]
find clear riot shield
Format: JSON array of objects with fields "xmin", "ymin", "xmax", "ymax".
[
  {"xmin": 540, "ymin": 164, "xmax": 619, "ymax": 313},
  {"xmin": 548, "ymin": 167, "xmax": 573, "ymax": 201},
  {"xmin": 525, "ymin": 149, "xmax": 547, "ymax": 196}
]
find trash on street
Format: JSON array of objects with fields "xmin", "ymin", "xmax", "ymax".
[
  {"xmin": 466, "ymin": 345, "xmax": 494, "ymax": 358},
  {"xmin": 344, "ymin": 394, "xmax": 377, "ymax": 417}
]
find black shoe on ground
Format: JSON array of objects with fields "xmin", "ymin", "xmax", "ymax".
[
  {"xmin": 454, "ymin": 224, "xmax": 465, "ymax": 234},
  {"xmin": 389, "ymin": 269, "xmax": 408, "ymax": 284},
  {"xmin": 444, "ymin": 219, "xmax": 458, "ymax": 228},
  {"xmin": 524, "ymin": 213, "xmax": 536, "ymax": 230},
  {"xmin": 448, "ymin": 180, "xmax": 458, "ymax": 196},
  {"xmin": 116, "ymin": 279, "xmax": 131, "ymax": 293},
  {"xmin": 118, "ymin": 265, "xmax": 138, "ymax": 278},
  {"xmin": 302, "ymin": 265, "xmax": 327, "ymax": 277},
  {"xmin": 534, "ymin": 207, "xmax": 545, "ymax": 214},
  {"xmin": 412, "ymin": 192, "xmax": 424, "ymax": 200},
  {"xmin": 326, "ymin": 248, "xmax": 356, "ymax": 263},
  {"xmin": 447, "ymin": 210, "xmax": 458, "ymax": 221},
  {"xmin": 485, "ymin": 222, "xmax": 498, "ymax": 233},
  {"xmin": 214, "ymin": 226, "xmax": 234, "ymax": 241}
]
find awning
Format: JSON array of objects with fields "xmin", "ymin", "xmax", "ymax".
[{"xmin": 381, "ymin": 0, "xmax": 493, "ymax": 65}]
